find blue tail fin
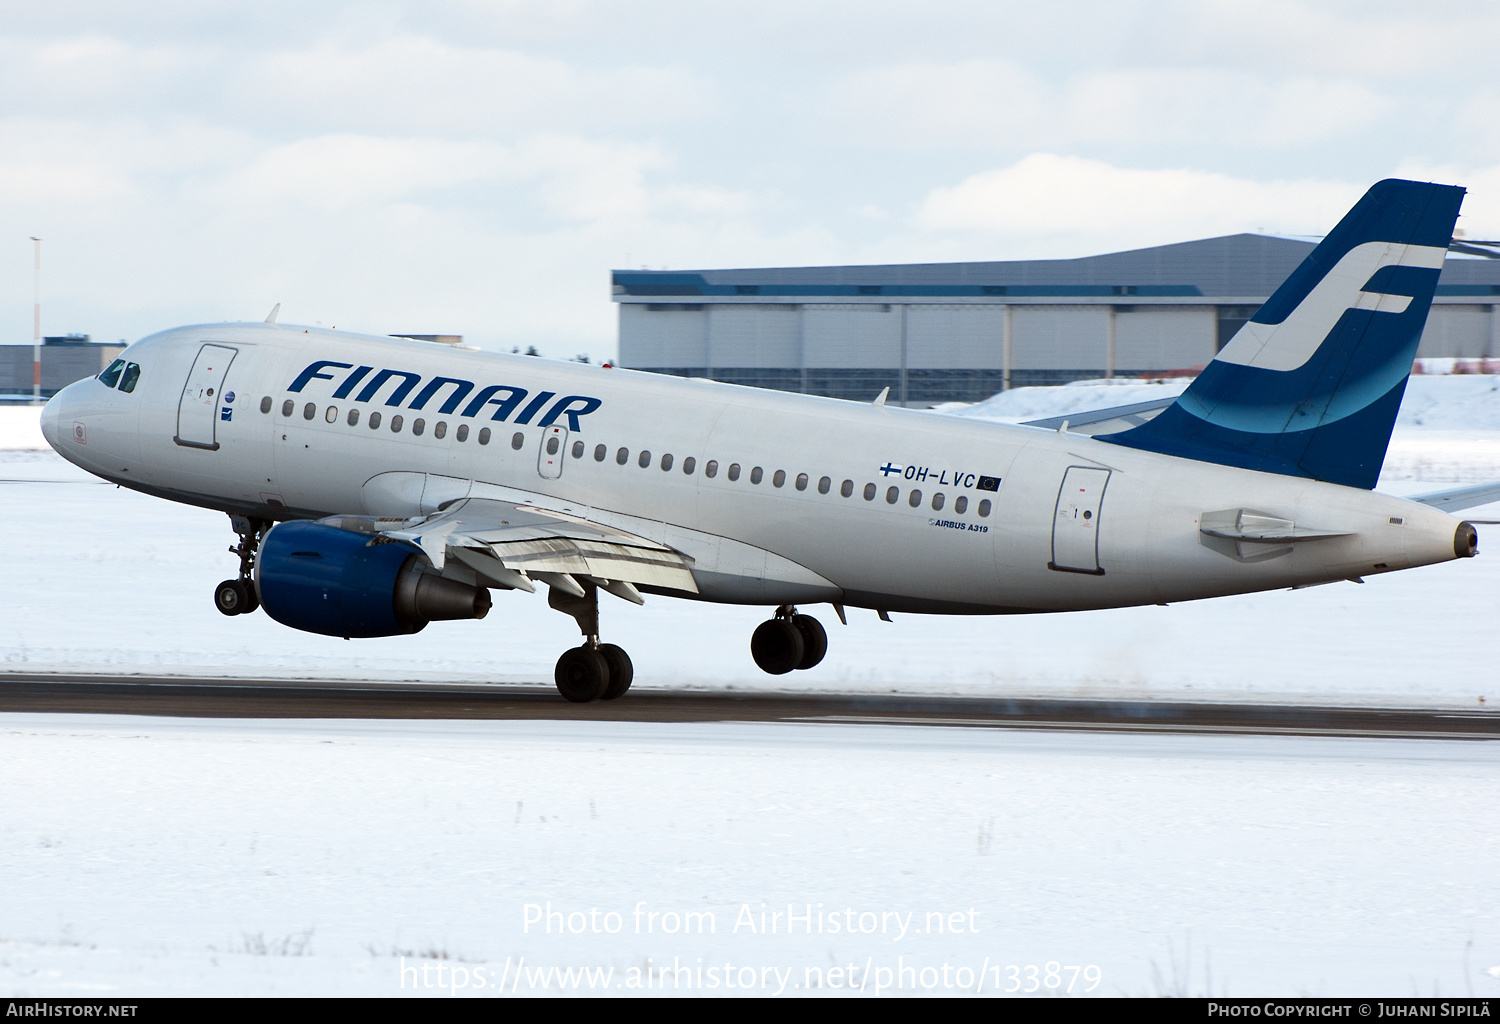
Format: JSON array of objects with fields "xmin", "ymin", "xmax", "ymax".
[{"xmin": 1102, "ymin": 178, "xmax": 1464, "ymax": 489}]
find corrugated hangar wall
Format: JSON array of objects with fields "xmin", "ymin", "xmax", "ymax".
[{"xmin": 614, "ymin": 233, "xmax": 1500, "ymax": 405}]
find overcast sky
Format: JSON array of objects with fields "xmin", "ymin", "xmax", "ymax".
[{"xmin": 4, "ymin": 0, "xmax": 1499, "ymax": 359}]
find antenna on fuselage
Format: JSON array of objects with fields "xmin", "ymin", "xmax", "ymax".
[
  {"xmin": 264, "ymin": 303, "xmax": 281, "ymax": 325},
  {"xmin": 873, "ymin": 387, "xmax": 889, "ymax": 408}
]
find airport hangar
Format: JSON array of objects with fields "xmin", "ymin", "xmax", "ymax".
[{"xmin": 612, "ymin": 233, "xmax": 1500, "ymax": 407}]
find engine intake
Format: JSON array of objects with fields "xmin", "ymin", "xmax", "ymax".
[{"xmin": 256, "ymin": 520, "xmax": 490, "ymax": 638}]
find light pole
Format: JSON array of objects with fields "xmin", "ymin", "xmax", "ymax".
[{"xmin": 30, "ymin": 236, "xmax": 41, "ymax": 403}]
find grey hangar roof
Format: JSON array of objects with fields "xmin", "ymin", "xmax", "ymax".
[{"xmin": 611, "ymin": 233, "xmax": 1500, "ymax": 406}]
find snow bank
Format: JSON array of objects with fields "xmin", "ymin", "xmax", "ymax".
[{"xmin": 0, "ymin": 405, "xmax": 48, "ymax": 450}]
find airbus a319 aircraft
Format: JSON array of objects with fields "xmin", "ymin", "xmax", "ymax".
[{"xmin": 41, "ymin": 179, "xmax": 1498, "ymax": 702}]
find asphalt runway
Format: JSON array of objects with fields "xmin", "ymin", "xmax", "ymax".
[{"xmin": 2, "ymin": 672, "xmax": 1498, "ymax": 739}]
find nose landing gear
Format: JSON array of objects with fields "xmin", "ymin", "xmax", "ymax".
[
  {"xmin": 215, "ymin": 514, "xmax": 269, "ymax": 617},
  {"xmin": 548, "ymin": 579, "xmax": 635, "ymax": 703},
  {"xmin": 750, "ymin": 606, "xmax": 827, "ymax": 675}
]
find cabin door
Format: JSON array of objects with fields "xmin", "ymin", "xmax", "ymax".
[{"xmin": 1049, "ymin": 466, "xmax": 1110, "ymax": 574}]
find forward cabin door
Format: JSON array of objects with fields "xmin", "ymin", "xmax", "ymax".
[
  {"xmin": 1050, "ymin": 466, "xmax": 1110, "ymax": 574},
  {"xmin": 538, "ymin": 425, "xmax": 567, "ymax": 479},
  {"xmin": 175, "ymin": 343, "xmax": 237, "ymax": 450}
]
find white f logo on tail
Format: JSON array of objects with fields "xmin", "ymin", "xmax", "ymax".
[{"xmin": 1215, "ymin": 241, "xmax": 1447, "ymax": 373}]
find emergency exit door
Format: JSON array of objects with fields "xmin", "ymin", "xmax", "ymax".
[
  {"xmin": 1049, "ymin": 466, "xmax": 1110, "ymax": 574},
  {"xmin": 538, "ymin": 425, "xmax": 567, "ymax": 479},
  {"xmin": 175, "ymin": 343, "xmax": 237, "ymax": 450}
]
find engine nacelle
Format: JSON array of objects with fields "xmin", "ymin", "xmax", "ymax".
[{"xmin": 255, "ymin": 520, "xmax": 491, "ymax": 638}]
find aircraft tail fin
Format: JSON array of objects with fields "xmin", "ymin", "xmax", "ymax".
[{"xmin": 1102, "ymin": 179, "xmax": 1465, "ymax": 489}]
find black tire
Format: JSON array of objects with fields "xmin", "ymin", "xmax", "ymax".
[
  {"xmin": 555, "ymin": 646, "xmax": 609, "ymax": 703},
  {"xmin": 750, "ymin": 618, "xmax": 804, "ymax": 675},
  {"xmin": 598, "ymin": 643, "xmax": 634, "ymax": 700},
  {"xmin": 214, "ymin": 579, "xmax": 250, "ymax": 616},
  {"xmin": 240, "ymin": 583, "xmax": 260, "ymax": 616},
  {"xmin": 791, "ymin": 614, "xmax": 827, "ymax": 670}
]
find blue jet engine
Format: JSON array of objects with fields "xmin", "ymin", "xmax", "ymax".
[{"xmin": 255, "ymin": 520, "xmax": 491, "ymax": 638}]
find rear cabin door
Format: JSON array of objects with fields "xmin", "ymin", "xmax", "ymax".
[
  {"xmin": 1050, "ymin": 466, "xmax": 1110, "ymax": 574},
  {"xmin": 538, "ymin": 425, "xmax": 567, "ymax": 479},
  {"xmin": 175, "ymin": 343, "xmax": 237, "ymax": 450}
]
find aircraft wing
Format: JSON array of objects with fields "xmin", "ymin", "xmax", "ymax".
[
  {"xmin": 1405, "ymin": 481, "xmax": 1500, "ymax": 516},
  {"xmin": 322, "ymin": 496, "xmax": 699, "ymax": 598}
]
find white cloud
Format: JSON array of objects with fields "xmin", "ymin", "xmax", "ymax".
[
  {"xmin": 821, "ymin": 61, "xmax": 1392, "ymax": 151},
  {"xmin": 915, "ymin": 153, "xmax": 1364, "ymax": 252}
]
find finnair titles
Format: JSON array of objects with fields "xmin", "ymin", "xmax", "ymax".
[{"xmin": 43, "ymin": 179, "xmax": 1494, "ymax": 702}]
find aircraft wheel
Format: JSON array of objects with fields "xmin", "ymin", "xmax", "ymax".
[
  {"xmin": 751, "ymin": 618, "xmax": 804, "ymax": 675},
  {"xmin": 214, "ymin": 579, "xmax": 253, "ymax": 616},
  {"xmin": 555, "ymin": 646, "xmax": 609, "ymax": 703},
  {"xmin": 598, "ymin": 643, "xmax": 634, "ymax": 701},
  {"xmin": 791, "ymin": 614, "xmax": 827, "ymax": 670}
]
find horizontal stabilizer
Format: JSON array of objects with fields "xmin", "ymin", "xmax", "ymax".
[
  {"xmin": 1200, "ymin": 508, "xmax": 1351, "ymax": 542},
  {"xmin": 1407, "ymin": 481, "xmax": 1500, "ymax": 513}
]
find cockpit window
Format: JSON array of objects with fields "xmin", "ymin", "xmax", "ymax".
[
  {"xmin": 119, "ymin": 362, "xmax": 141, "ymax": 394},
  {"xmin": 100, "ymin": 359, "xmax": 125, "ymax": 388}
]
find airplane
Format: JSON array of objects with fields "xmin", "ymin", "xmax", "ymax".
[{"xmin": 40, "ymin": 178, "xmax": 1500, "ymax": 703}]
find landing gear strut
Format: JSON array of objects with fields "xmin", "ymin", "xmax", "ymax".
[
  {"xmin": 215, "ymin": 514, "xmax": 269, "ymax": 617},
  {"xmin": 548, "ymin": 579, "xmax": 634, "ymax": 703},
  {"xmin": 750, "ymin": 605, "xmax": 827, "ymax": 675}
]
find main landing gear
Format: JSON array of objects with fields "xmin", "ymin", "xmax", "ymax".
[
  {"xmin": 549, "ymin": 579, "xmax": 634, "ymax": 703},
  {"xmin": 215, "ymin": 514, "xmax": 269, "ymax": 617},
  {"xmin": 750, "ymin": 606, "xmax": 827, "ymax": 675}
]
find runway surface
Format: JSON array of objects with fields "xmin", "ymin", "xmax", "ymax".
[{"xmin": 2, "ymin": 672, "xmax": 1497, "ymax": 739}]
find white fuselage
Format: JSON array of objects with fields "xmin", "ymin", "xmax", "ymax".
[{"xmin": 43, "ymin": 323, "xmax": 1466, "ymax": 615}]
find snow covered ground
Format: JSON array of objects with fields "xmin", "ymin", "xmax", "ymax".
[
  {"xmin": 4, "ymin": 380, "xmax": 1499, "ymax": 998},
  {"xmin": 3, "ymin": 714, "xmax": 1498, "ymax": 997},
  {"xmin": 2, "ymin": 378, "xmax": 1497, "ymax": 704}
]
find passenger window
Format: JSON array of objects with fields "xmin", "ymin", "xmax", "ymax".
[
  {"xmin": 705, "ymin": 460, "xmax": 718, "ymax": 478},
  {"xmin": 479, "ymin": 427, "xmax": 491, "ymax": 445},
  {"xmin": 511, "ymin": 432, "xmax": 524, "ymax": 450},
  {"xmin": 99, "ymin": 359, "xmax": 125, "ymax": 387},
  {"xmin": 660, "ymin": 453, "xmax": 673, "ymax": 471},
  {"xmin": 772, "ymin": 470, "xmax": 785, "ymax": 488},
  {"xmin": 347, "ymin": 409, "xmax": 360, "ymax": 426},
  {"xmin": 325, "ymin": 406, "xmax": 338, "ymax": 423},
  {"xmin": 728, "ymin": 463, "xmax": 741, "ymax": 481},
  {"xmin": 119, "ymin": 363, "xmax": 141, "ymax": 393},
  {"xmin": 369, "ymin": 411, "xmax": 382, "ymax": 429},
  {"xmin": 954, "ymin": 495, "xmax": 968, "ymax": 514},
  {"xmin": 571, "ymin": 440, "xmax": 583, "ymax": 458},
  {"xmin": 683, "ymin": 457, "xmax": 696, "ymax": 475},
  {"xmin": 616, "ymin": 447, "xmax": 629, "ymax": 465},
  {"xmin": 594, "ymin": 444, "xmax": 606, "ymax": 461},
  {"xmin": 435, "ymin": 421, "xmax": 447, "ymax": 439},
  {"xmin": 840, "ymin": 479, "xmax": 852, "ymax": 498},
  {"xmin": 750, "ymin": 467, "xmax": 763, "ymax": 484},
  {"xmin": 886, "ymin": 486, "xmax": 898, "ymax": 504},
  {"xmin": 545, "ymin": 435, "xmax": 558, "ymax": 455},
  {"xmin": 863, "ymin": 483, "xmax": 876, "ymax": 501},
  {"xmin": 978, "ymin": 499, "xmax": 992, "ymax": 517},
  {"xmin": 817, "ymin": 476, "xmax": 830, "ymax": 494},
  {"xmin": 260, "ymin": 396, "xmax": 272, "ymax": 414},
  {"xmin": 931, "ymin": 493, "xmax": 944, "ymax": 511},
  {"xmin": 282, "ymin": 399, "xmax": 294, "ymax": 417},
  {"xmin": 795, "ymin": 473, "xmax": 808, "ymax": 491},
  {"xmin": 391, "ymin": 415, "xmax": 404, "ymax": 433},
  {"xmin": 908, "ymin": 489, "xmax": 922, "ymax": 508},
  {"xmin": 457, "ymin": 424, "xmax": 469, "ymax": 442},
  {"xmin": 413, "ymin": 418, "xmax": 425, "ymax": 436},
  {"xmin": 639, "ymin": 451, "xmax": 652, "ymax": 468},
  {"xmin": 303, "ymin": 403, "xmax": 316, "ymax": 420}
]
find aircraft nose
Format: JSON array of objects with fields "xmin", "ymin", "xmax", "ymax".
[{"xmin": 39, "ymin": 389, "xmax": 63, "ymax": 451}]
